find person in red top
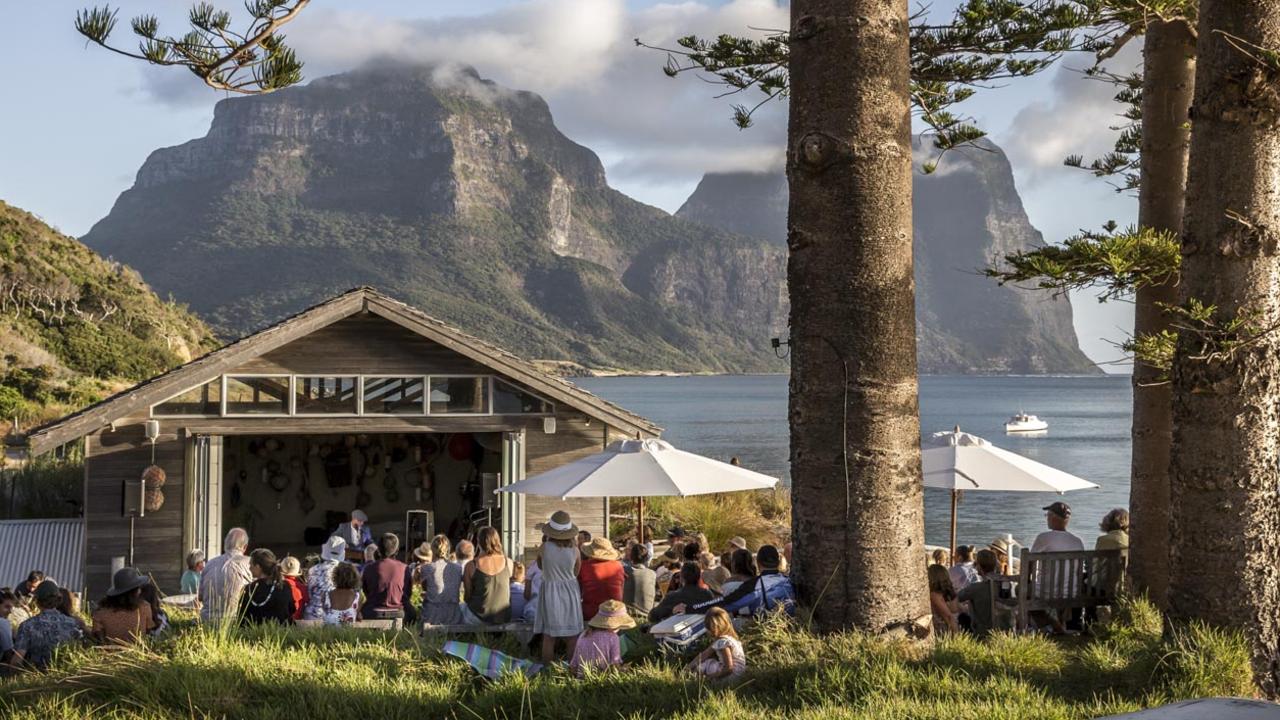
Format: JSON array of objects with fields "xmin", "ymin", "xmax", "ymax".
[
  {"xmin": 280, "ymin": 557, "xmax": 309, "ymax": 622},
  {"xmin": 577, "ymin": 537, "xmax": 624, "ymax": 621}
]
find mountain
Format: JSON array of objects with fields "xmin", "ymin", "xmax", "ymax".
[
  {"xmin": 0, "ymin": 200, "xmax": 215, "ymax": 429},
  {"xmin": 82, "ymin": 64, "xmax": 787, "ymax": 374},
  {"xmin": 676, "ymin": 139, "xmax": 1099, "ymax": 374}
]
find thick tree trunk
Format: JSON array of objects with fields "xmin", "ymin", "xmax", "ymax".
[
  {"xmin": 1127, "ymin": 19, "xmax": 1196, "ymax": 608},
  {"xmin": 786, "ymin": 0, "xmax": 929, "ymax": 633},
  {"xmin": 1168, "ymin": 0, "xmax": 1280, "ymax": 696}
]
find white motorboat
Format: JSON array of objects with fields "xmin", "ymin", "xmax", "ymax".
[{"xmin": 1004, "ymin": 413, "xmax": 1048, "ymax": 433}]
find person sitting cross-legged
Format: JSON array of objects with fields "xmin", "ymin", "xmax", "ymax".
[
  {"xmin": 9, "ymin": 580, "xmax": 82, "ymax": 671},
  {"xmin": 675, "ymin": 545, "xmax": 795, "ymax": 620},
  {"xmin": 649, "ymin": 562, "xmax": 715, "ymax": 623},
  {"xmin": 91, "ymin": 568, "xmax": 156, "ymax": 644},
  {"xmin": 569, "ymin": 599, "xmax": 635, "ymax": 677},
  {"xmin": 956, "ymin": 549, "xmax": 1013, "ymax": 638}
]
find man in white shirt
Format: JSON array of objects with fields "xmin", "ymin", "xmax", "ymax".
[
  {"xmin": 1030, "ymin": 502, "xmax": 1085, "ymax": 553},
  {"xmin": 199, "ymin": 527, "xmax": 252, "ymax": 623},
  {"xmin": 1029, "ymin": 502, "xmax": 1084, "ymax": 633}
]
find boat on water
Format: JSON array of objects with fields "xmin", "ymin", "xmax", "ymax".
[{"xmin": 1005, "ymin": 413, "xmax": 1048, "ymax": 433}]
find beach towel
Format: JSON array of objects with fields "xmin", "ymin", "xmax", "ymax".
[{"xmin": 442, "ymin": 640, "xmax": 544, "ymax": 680}]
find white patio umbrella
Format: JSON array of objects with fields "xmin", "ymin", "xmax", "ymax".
[
  {"xmin": 923, "ymin": 426, "xmax": 1099, "ymax": 557},
  {"xmin": 497, "ymin": 438, "xmax": 779, "ymax": 539}
]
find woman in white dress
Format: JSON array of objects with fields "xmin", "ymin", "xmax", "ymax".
[{"xmin": 533, "ymin": 511, "xmax": 584, "ymax": 663}]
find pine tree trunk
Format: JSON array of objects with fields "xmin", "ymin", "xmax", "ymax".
[
  {"xmin": 1168, "ymin": 0, "xmax": 1280, "ymax": 695},
  {"xmin": 1127, "ymin": 19, "xmax": 1196, "ymax": 608},
  {"xmin": 786, "ymin": 0, "xmax": 929, "ymax": 633}
]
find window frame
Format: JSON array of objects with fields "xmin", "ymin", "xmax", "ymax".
[{"xmin": 221, "ymin": 374, "xmax": 294, "ymax": 418}]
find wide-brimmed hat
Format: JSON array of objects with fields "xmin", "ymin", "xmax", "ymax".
[
  {"xmin": 413, "ymin": 542, "xmax": 432, "ymax": 562},
  {"xmin": 106, "ymin": 567, "xmax": 149, "ymax": 597},
  {"xmin": 988, "ymin": 537, "xmax": 1011, "ymax": 555},
  {"xmin": 587, "ymin": 599, "xmax": 636, "ymax": 631},
  {"xmin": 581, "ymin": 537, "xmax": 620, "ymax": 561},
  {"xmin": 322, "ymin": 535, "xmax": 348, "ymax": 562},
  {"xmin": 727, "ymin": 536, "xmax": 747, "ymax": 551},
  {"xmin": 537, "ymin": 510, "xmax": 578, "ymax": 540},
  {"xmin": 280, "ymin": 556, "xmax": 302, "ymax": 577}
]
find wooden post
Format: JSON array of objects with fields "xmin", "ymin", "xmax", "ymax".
[{"xmin": 949, "ymin": 489, "xmax": 959, "ymax": 560}]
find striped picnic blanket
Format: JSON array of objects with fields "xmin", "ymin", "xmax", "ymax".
[{"xmin": 441, "ymin": 640, "xmax": 544, "ymax": 680}]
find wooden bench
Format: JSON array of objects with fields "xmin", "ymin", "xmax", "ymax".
[
  {"xmin": 1014, "ymin": 548, "xmax": 1127, "ymax": 631},
  {"xmin": 418, "ymin": 622, "xmax": 532, "ymax": 636},
  {"xmin": 294, "ymin": 618, "xmax": 404, "ymax": 631}
]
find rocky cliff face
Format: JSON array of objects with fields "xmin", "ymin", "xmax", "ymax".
[
  {"xmin": 676, "ymin": 139, "xmax": 1099, "ymax": 374},
  {"xmin": 83, "ymin": 64, "xmax": 784, "ymax": 373}
]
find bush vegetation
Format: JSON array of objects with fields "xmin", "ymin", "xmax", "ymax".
[
  {"xmin": 612, "ymin": 489, "xmax": 793, "ymax": 551},
  {"xmin": 0, "ymin": 597, "xmax": 1253, "ymax": 720}
]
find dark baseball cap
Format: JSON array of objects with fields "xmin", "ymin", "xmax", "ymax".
[
  {"xmin": 1043, "ymin": 501, "xmax": 1071, "ymax": 518},
  {"xmin": 667, "ymin": 526, "xmax": 686, "ymax": 538}
]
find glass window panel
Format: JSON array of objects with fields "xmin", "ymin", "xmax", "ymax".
[
  {"xmin": 224, "ymin": 376, "xmax": 290, "ymax": 415},
  {"xmin": 295, "ymin": 376, "xmax": 358, "ymax": 414},
  {"xmin": 153, "ymin": 380, "xmax": 221, "ymax": 416},
  {"xmin": 429, "ymin": 376, "xmax": 489, "ymax": 414},
  {"xmin": 493, "ymin": 379, "xmax": 553, "ymax": 414},
  {"xmin": 363, "ymin": 377, "xmax": 425, "ymax": 415}
]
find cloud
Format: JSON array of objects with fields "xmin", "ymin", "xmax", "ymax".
[
  {"xmin": 134, "ymin": 0, "xmax": 791, "ymax": 207},
  {"xmin": 1000, "ymin": 41, "xmax": 1142, "ymax": 185}
]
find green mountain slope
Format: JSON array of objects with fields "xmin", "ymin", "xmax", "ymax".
[{"xmin": 0, "ymin": 200, "xmax": 216, "ymax": 429}]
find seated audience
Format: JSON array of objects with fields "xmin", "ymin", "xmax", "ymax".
[
  {"xmin": 280, "ymin": 557, "xmax": 309, "ymax": 622},
  {"xmin": 10, "ymin": 580, "xmax": 82, "ymax": 671},
  {"xmin": 666, "ymin": 540, "xmax": 704, "ymax": 594},
  {"xmin": 0, "ymin": 589, "xmax": 16, "ymax": 666},
  {"xmin": 421, "ymin": 534, "xmax": 464, "ymax": 626},
  {"xmin": 928, "ymin": 564, "xmax": 960, "ymax": 634},
  {"xmin": 324, "ymin": 563, "xmax": 362, "ymax": 625},
  {"xmin": 181, "ymin": 550, "xmax": 205, "ymax": 595},
  {"xmin": 721, "ymin": 549, "xmax": 756, "ymax": 596},
  {"xmin": 1030, "ymin": 502, "xmax": 1084, "ymax": 634},
  {"xmin": 14, "ymin": 571, "xmax": 43, "ymax": 608},
  {"xmin": 509, "ymin": 561, "xmax": 527, "ymax": 622},
  {"xmin": 949, "ymin": 546, "xmax": 979, "ymax": 592},
  {"xmin": 569, "ymin": 599, "xmax": 634, "ymax": 676},
  {"xmin": 361, "ymin": 533, "xmax": 410, "ymax": 620},
  {"xmin": 578, "ymin": 537, "xmax": 625, "ymax": 622},
  {"xmin": 577, "ymin": 529, "xmax": 593, "ymax": 549},
  {"xmin": 462, "ymin": 527, "xmax": 512, "ymax": 625},
  {"xmin": 200, "ymin": 528, "xmax": 252, "ymax": 623},
  {"xmin": 653, "ymin": 549, "xmax": 680, "ymax": 590},
  {"xmin": 56, "ymin": 588, "xmax": 87, "ymax": 635},
  {"xmin": 622, "ymin": 544, "xmax": 657, "ymax": 615},
  {"xmin": 649, "ymin": 563, "xmax": 715, "ymax": 623},
  {"xmin": 138, "ymin": 580, "xmax": 168, "ymax": 637},
  {"xmin": 239, "ymin": 549, "xmax": 295, "ymax": 625},
  {"xmin": 931, "ymin": 548, "xmax": 950, "ymax": 567},
  {"xmin": 686, "ymin": 607, "xmax": 746, "ymax": 681},
  {"xmin": 91, "ymin": 568, "xmax": 155, "ymax": 643},
  {"xmin": 679, "ymin": 545, "xmax": 795, "ymax": 619},
  {"xmin": 1095, "ymin": 508, "xmax": 1130, "ymax": 552},
  {"xmin": 453, "ymin": 539, "xmax": 475, "ymax": 569},
  {"xmin": 523, "ymin": 553, "xmax": 542, "ymax": 624},
  {"xmin": 304, "ymin": 536, "xmax": 346, "ymax": 621},
  {"xmin": 956, "ymin": 549, "xmax": 1013, "ymax": 638}
]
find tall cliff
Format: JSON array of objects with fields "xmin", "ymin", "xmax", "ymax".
[
  {"xmin": 676, "ymin": 139, "xmax": 1099, "ymax": 374},
  {"xmin": 82, "ymin": 64, "xmax": 784, "ymax": 373}
]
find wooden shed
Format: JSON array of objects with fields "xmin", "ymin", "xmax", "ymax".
[{"xmin": 20, "ymin": 288, "xmax": 659, "ymax": 595}]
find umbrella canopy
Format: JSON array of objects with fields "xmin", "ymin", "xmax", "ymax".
[
  {"xmin": 922, "ymin": 428, "xmax": 1099, "ymax": 494},
  {"xmin": 496, "ymin": 438, "xmax": 779, "ymax": 499}
]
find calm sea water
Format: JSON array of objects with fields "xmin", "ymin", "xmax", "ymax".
[{"xmin": 574, "ymin": 375, "xmax": 1133, "ymax": 550}]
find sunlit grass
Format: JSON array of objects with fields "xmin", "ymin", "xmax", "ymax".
[{"xmin": 0, "ymin": 597, "xmax": 1255, "ymax": 720}]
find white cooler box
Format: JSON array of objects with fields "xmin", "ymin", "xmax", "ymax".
[{"xmin": 649, "ymin": 613, "xmax": 706, "ymax": 652}]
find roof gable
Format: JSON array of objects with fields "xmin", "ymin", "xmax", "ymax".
[{"xmin": 22, "ymin": 288, "xmax": 659, "ymax": 455}]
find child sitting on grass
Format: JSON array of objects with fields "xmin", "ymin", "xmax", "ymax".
[
  {"xmin": 686, "ymin": 607, "xmax": 746, "ymax": 681},
  {"xmin": 569, "ymin": 599, "xmax": 634, "ymax": 676}
]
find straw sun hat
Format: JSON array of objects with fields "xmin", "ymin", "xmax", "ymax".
[
  {"xmin": 581, "ymin": 536, "xmax": 619, "ymax": 561},
  {"xmin": 413, "ymin": 542, "xmax": 432, "ymax": 562},
  {"xmin": 587, "ymin": 599, "xmax": 636, "ymax": 631},
  {"xmin": 537, "ymin": 510, "xmax": 578, "ymax": 540},
  {"xmin": 280, "ymin": 556, "xmax": 302, "ymax": 577}
]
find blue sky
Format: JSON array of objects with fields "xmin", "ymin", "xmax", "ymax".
[{"xmin": 0, "ymin": 1, "xmax": 1137, "ymax": 368}]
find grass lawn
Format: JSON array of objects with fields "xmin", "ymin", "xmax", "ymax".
[{"xmin": 0, "ymin": 599, "xmax": 1256, "ymax": 720}]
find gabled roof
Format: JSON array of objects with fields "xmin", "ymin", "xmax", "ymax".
[{"xmin": 22, "ymin": 287, "xmax": 660, "ymax": 455}]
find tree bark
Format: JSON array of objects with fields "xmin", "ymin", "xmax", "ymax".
[
  {"xmin": 786, "ymin": 0, "xmax": 929, "ymax": 633},
  {"xmin": 1127, "ymin": 19, "xmax": 1196, "ymax": 608},
  {"xmin": 1169, "ymin": 0, "xmax": 1280, "ymax": 696}
]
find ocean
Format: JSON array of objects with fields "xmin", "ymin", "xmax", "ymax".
[{"xmin": 574, "ymin": 374, "xmax": 1133, "ymax": 550}]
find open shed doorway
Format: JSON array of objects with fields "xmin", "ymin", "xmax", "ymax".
[{"xmin": 219, "ymin": 432, "xmax": 505, "ymax": 559}]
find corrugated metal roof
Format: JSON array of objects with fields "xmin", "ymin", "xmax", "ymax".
[{"xmin": 0, "ymin": 519, "xmax": 83, "ymax": 593}]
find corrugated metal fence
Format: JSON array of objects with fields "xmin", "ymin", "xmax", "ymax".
[{"xmin": 0, "ymin": 518, "xmax": 83, "ymax": 592}]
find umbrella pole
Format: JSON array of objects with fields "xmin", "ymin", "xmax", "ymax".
[
  {"xmin": 949, "ymin": 489, "xmax": 958, "ymax": 560},
  {"xmin": 637, "ymin": 496, "xmax": 644, "ymax": 545}
]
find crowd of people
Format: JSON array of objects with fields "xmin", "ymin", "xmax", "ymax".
[
  {"xmin": 927, "ymin": 502, "xmax": 1131, "ymax": 637},
  {"xmin": 0, "ymin": 507, "xmax": 794, "ymax": 679}
]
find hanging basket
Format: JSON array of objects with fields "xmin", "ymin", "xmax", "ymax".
[
  {"xmin": 142, "ymin": 465, "xmax": 167, "ymax": 490},
  {"xmin": 144, "ymin": 487, "xmax": 165, "ymax": 513}
]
